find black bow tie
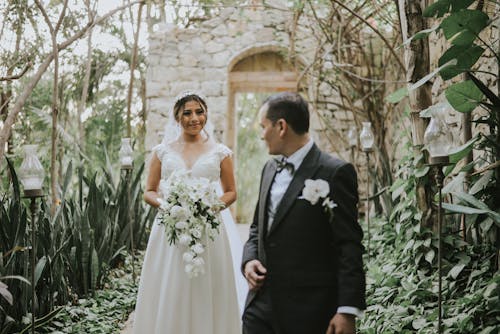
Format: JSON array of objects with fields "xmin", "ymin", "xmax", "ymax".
[{"xmin": 275, "ymin": 157, "xmax": 295, "ymax": 174}]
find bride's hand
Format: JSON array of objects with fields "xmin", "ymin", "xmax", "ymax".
[{"xmin": 244, "ymin": 260, "xmax": 267, "ymax": 291}]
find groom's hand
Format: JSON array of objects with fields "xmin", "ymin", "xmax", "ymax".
[
  {"xmin": 243, "ymin": 260, "xmax": 267, "ymax": 291},
  {"xmin": 326, "ymin": 313, "xmax": 355, "ymax": 334}
]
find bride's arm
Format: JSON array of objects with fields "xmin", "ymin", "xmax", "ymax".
[
  {"xmin": 219, "ymin": 156, "xmax": 237, "ymax": 208},
  {"xmin": 143, "ymin": 153, "xmax": 162, "ymax": 208}
]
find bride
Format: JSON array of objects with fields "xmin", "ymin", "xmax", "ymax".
[{"xmin": 133, "ymin": 91, "xmax": 246, "ymax": 333}]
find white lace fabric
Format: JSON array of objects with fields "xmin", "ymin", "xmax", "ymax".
[{"xmin": 153, "ymin": 142, "xmax": 232, "ymax": 181}]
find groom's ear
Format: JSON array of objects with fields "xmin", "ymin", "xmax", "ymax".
[{"xmin": 277, "ymin": 119, "xmax": 288, "ymax": 138}]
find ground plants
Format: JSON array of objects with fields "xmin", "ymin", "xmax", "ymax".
[
  {"xmin": 0, "ymin": 158, "xmax": 154, "ymax": 333},
  {"xmin": 38, "ymin": 253, "xmax": 140, "ymax": 334},
  {"xmin": 360, "ymin": 133, "xmax": 499, "ymax": 333}
]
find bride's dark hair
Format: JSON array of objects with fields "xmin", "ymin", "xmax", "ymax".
[{"xmin": 173, "ymin": 93, "xmax": 210, "ymax": 141}]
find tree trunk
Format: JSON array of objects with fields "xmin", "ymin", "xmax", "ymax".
[
  {"xmin": 399, "ymin": 0, "xmax": 434, "ymax": 227},
  {"xmin": 126, "ymin": 2, "xmax": 144, "ymax": 138},
  {"xmin": 34, "ymin": 0, "xmax": 68, "ymax": 213},
  {"xmin": 78, "ymin": 23, "xmax": 93, "ymax": 152},
  {"xmin": 138, "ymin": 73, "xmax": 147, "ymax": 150},
  {"xmin": 50, "ymin": 30, "xmax": 61, "ymax": 214},
  {"xmin": 0, "ymin": 1, "xmax": 144, "ymax": 166}
]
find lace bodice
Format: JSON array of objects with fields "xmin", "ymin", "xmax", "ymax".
[{"xmin": 153, "ymin": 142, "xmax": 232, "ymax": 182}]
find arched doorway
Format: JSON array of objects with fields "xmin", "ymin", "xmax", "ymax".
[{"xmin": 226, "ymin": 48, "xmax": 298, "ymax": 223}]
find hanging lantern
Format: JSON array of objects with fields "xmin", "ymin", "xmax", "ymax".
[
  {"xmin": 424, "ymin": 105, "xmax": 453, "ymax": 165},
  {"xmin": 359, "ymin": 121, "xmax": 374, "ymax": 152},
  {"xmin": 347, "ymin": 126, "xmax": 357, "ymax": 148},
  {"xmin": 18, "ymin": 144, "xmax": 45, "ymax": 197},
  {"xmin": 119, "ymin": 138, "xmax": 134, "ymax": 169}
]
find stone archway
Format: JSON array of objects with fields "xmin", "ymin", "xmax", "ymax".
[
  {"xmin": 225, "ymin": 48, "xmax": 298, "ymax": 222},
  {"xmin": 225, "ymin": 47, "xmax": 298, "ymax": 150}
]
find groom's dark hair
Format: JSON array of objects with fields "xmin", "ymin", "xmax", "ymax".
[{"xmin": 263, "ymin": 92, "xmax": 309, "ymax": 135}]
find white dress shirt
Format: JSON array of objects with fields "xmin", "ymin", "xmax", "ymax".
[{"xmin": 266, "ymin": 138, "xmax": 363, "ymax": 318}]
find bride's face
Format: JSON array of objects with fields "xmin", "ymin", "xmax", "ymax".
[{"xmin": 178, "ymin": 100, "xmax": 207, "ymax": 136}]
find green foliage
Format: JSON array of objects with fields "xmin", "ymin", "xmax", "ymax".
[
  {"xmin": 423, "ymin": 0, "xmax": 475, "ymax": 18},
  {"xmin": 0, "ymin": 158, "xmax": 154, "ymax": 333},
  {"xmin": 359, "ymin": 138, "xmax": 500, "ymax": 333},
  {"xmin": 445, "ymin": 80, "xmax": 485, "ymax": 113},
  {"xmin": 438, "ymin": 45, "xmax": 484, "ymax": 80},
  {"xmin": 38, "ymin": 252, "xmax": 140, "ymax": 334}
]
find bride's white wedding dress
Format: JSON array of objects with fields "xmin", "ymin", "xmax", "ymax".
[{"xmin": 133, "ymin": 142, "xmax": 246, "ymax": 334}]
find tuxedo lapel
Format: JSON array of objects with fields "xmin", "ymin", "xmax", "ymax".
[
  {"xmin": 268, "ymin": 145, "xmax": 322, "ymax": 235},
  {"xmin": 259, "ymin": 160, "xmax": 278, "ymax": 234}
]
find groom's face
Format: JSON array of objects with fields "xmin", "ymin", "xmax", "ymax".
[{"xmin": 259, "ymin": 104, "xmax": 282, "ymax": 155}]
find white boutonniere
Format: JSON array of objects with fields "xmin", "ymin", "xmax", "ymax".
[{"xmin": 300, "ymin": 179, "xmax": 338, "ymax": 218}]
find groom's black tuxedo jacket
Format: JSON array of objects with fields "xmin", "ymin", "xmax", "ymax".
[{"xmin": 242, "ymin": 144, "xmax": 366, "ymax": 331}]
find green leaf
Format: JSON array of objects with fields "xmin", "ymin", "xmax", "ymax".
[
  {"xmin": 479, "ymin": 326, "xmax": 498, "ymax": 334},
  {"xmin": 446, "ymin": 80, "xmax": 484, "ymax": 113},
  {"xmin": 425, "ymin": 249, "xmax": 435, "ymax": 264},
  {"xmin": 391, "ymin": 179, "xmax": 406, "ymax": 201},
  {"xmin": 34, "ymin": 256, "xmax": 48, "ymax": 287},
  {"xmin": 442, "ymin": 202, "xmax": 489, "ymax": 215},
  {"xmin": 440, "ymin": 10, "xmax": 490, "ymax": 46},
  {"xmin": 412, "ymin": 318, "xmax": 428, "ymax": 329},
  {"xmin": 469, "ymin": 170, "xmax": 494, "ymax": 195},
  {"xmin": 483, "ymin": 282, "xmax": 498, "ymax": 298},
  {"xmin": 449, "ymin": 263, "xmax": 466, "ymax": 279},
  {"xmin": 424, "ymin": 0, "xmax": 475, "ymax": 17},
  {"xmin": 442, "ymin": 203, "xmax": 500, "ymax": 223},
  {"xmin": 438, "ymin": 44, "xmax": 485, "ymax": 80},
  {"xmin": 451, "ymin": 191, "xmax": 490, "ymax": 210},
  {"xmin": 414, "ymin": 166, "xmax": 430, "ymax": 178},
  {"xmin": 442, "ymin": 172, "xmax": 466, "ymax": 195},
  {"xmin": 385, "ymin": 87, "xmax": 408, "ymax": 104},
  {"xmin": 400, "ymin": 25, "xmax": 440, "ymax": 47},
  {"xmin": 448, "ymin": 136, "xmax": 478, "ymax": 163},
  {"xmin": 409, "ymin": 59, "xmax": 457, "ymax": 91}
]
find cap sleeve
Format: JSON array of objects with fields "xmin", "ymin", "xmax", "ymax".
[
  {"xmin": 152, "ymin": 143, "xmax": 168, "ymax": 161},
  {"xmin": 217, "ymin": 144, "xmax": 233, "ymax": 161}
]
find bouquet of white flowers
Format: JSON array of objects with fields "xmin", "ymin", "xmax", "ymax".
[{"xmin": 157, "ymin": 170, "xmax": 224, "ymax": 278}]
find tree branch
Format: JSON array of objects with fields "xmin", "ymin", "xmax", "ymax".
[
  {"xmin": 0, "ymin": 0, "xmax": 145, "ymax": 165},
  {"xmin": 330, "ymin": 0, "xmax": 406, "ymax": 72},
  {"xmin": 0, "ymin": 63, "xmax": 32, "ymax": 81}
]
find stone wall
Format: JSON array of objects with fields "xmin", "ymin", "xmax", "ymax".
[{"xmin": 145, "ymin": 3, "xmax": 293, "ymax": 150}]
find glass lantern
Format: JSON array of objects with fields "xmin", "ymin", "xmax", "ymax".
[
  {"xmin": 424, "ymin": 105, "xmax": 453, "ymax": 165},
  {"xmin": 119, "ymin": 138, "xmax": 133, "ymax": 169},
  {"xmin": 18, "ymin": 144, "xmax": 45, "ymax": 197},
  {"xmin": 359, "ymin": 121, "xmax": 375, "ymax": 152},
  {"xmin": 347, "ymin": 126, "xmax": 357, "ymax": 148}
]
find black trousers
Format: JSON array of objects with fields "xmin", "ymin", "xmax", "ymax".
[{"xmin": 242, "ymin": 286, "xmax": 282, "ymax": 334}]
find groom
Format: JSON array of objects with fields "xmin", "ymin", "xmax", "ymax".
[{"xmin": 242, "ymin": 92, "xmax": 366, "ymax": 334}]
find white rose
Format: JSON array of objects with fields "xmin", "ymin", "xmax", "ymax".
[
  {"xmin": 179, "ymin": 234, "xmax": 192, "ymax": 246},
  {"xmin": 185, "ymin": 263, "xmax": 194, "ymax": 275},
  {"xmin": 190, "ymin": 228, "xmax": 202, "ymax": 239},
  {"xmin": 183, "ymin": 252, "xmax": 195, "ymax": 263},
  {"xmin": 175, "ymin": 221, "xmax": 189, "ymax": 230},
  {"xmin": 302, "ymin": 179, "xmax": 330, "ymax": 205},
  {"xmin": 192, "ymin": 257, "xmax": 205, "ymax": 267},
  {"xmin": 171, "ymin": 205, "xmax": 189, "ymax": 221},
  {"xmin": 191, "ymin": 243, "xmax": 205, "ymax": 254}
]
